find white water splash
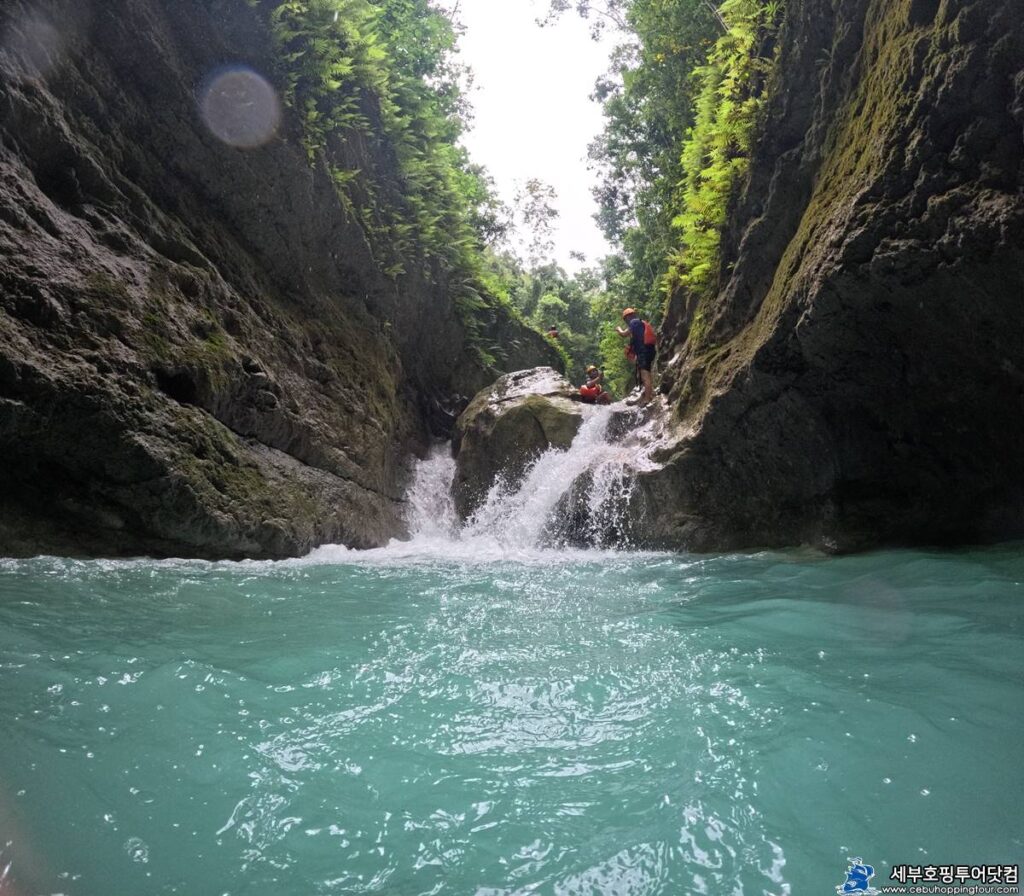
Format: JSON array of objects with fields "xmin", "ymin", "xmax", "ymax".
[
  {"xmin": 404, "ymin": 447, "xmax": 458, "ymax": 540},
  {"xmin": 377, "ymin": 404, "xmax": 639, "ymax": 561},
  {"xmin": 585, "ymin": 456, "xmax": 640, "ymax": 548},
  {"xmin": 462, "ymin": 405, "xmax": 642, "ymax": 549},
  {"xmin": 464, "ymin": 406, "xmax": 617, "ymax": 544},
  {"xmin": 300, "ymin": 403, "xmax": 656, "ymax": 566}
]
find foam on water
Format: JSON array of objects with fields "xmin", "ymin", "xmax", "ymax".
[{"xmin": 322, "ymin": 403, "xmax": 647, "ymax": 566}]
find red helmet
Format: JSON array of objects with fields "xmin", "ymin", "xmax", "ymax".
[{"xmin": 621, "ymin": 307, "xmax": 637, "ymax": 320}]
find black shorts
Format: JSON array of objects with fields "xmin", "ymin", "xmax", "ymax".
[{"xmin": 636, "ymin": 346, "xmax": 656, "ymax": 371}]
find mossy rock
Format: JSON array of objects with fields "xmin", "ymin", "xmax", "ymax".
[{"xmin": 452, "ymin": 367, "xmax": 583, "ymax": 519}]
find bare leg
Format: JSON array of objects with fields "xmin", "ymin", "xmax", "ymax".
[{"xmin": 639, "ymin": 369, "xmax": 654, "ymax": 404}]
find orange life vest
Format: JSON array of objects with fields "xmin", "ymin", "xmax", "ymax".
[
  {"xmin": 579, "ymin": 383, "xmax": 602, "ymax": 401},
  {"xmin": 626, "ymin": 320, "xmax": 656, "ymax": 360}
]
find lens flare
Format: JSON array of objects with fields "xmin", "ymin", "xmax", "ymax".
[{"xmin": 199, "ymin": 67, "xmax": 281, "ymax": 149}]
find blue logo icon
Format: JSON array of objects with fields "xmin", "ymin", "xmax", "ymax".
[{"xmin": 836, "ymin": 857, "xmax": 878, "ymax": 894}]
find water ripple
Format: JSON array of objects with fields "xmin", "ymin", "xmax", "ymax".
[{"xmin": 0, "ymin": 546, "xmax": 1022, "ymax": 893}]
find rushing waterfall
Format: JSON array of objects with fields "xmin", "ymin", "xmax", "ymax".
[
  {"xmin": 402, "ymin": 405, "xmax": 639, "ymax": 555},
  {"xmin": 404, "ymin": 446, "xmax": 458, "ymax": 541}
]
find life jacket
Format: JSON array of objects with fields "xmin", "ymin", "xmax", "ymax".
[
  {"xmin": 579, "ymin": 383, "xmax": 602, "ymax": 401},
  {"xmin": 626, "ymin": 320, "xmax": 656, "ymax": 361}
]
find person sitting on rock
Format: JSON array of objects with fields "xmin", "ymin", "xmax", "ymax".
[
  {"xmin": 579, "ymin": 365, "xmax": 611, "ymax": 404},
  {"xmin": 616, "ymin": 307, "xmax": 656, "ymax": 406}
]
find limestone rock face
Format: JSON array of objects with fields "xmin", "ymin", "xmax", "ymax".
[
  {"xmin": 452, "ymin": 368, "xmax": 583, "ymax": 519},
  {"xmin": 0, "ymin": 0, "xmax": 558, "ymax": 559},
  {"xmin": 646, "ymin": 0, "xmax": 1024, "ymax": 552}
]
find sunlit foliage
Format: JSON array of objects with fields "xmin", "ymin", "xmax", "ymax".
[
  {"xmin": 549, "ymin": 0, "xmax": 780, "ymax": 358},
  {"xmin": 666, "ymin": 0, "xmax": 780, "ymax": 300},
  {"xmin": 258, "ymin": 0, "xmax": 780, "ymax": 382},
  {"xmin": 584, "ymin": 0, "xmax": 719, "ymax": 314},
  {"xmin": 255, "ymin": 0, "xmax": 524, "ymax": 363}
]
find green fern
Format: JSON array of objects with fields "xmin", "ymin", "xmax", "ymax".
[{"xmin": 666, "ymin": 0, "xmax": 782, "ymax": 308}]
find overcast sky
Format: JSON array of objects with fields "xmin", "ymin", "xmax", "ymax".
[{"xmin": 451, "ymin": 0, "xmax": 620, "ymax": 272}]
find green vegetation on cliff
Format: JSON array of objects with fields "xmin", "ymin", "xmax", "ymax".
[
  {"xmin": 541, "ymin": 0, "xmax": 780, "ymax": 378},
  {"xmin": 667, "ymin": 0, "xmax": 779, "ymax": 301},
  {"xmin": 257, "ymin": 0, "xmax": 779, "ymax": 384},
  {"xmin": 262, "ymin": 0, "xmax": 476, "ymax": 268},
  {"xmin": 569, "ymin": 0, "xmax": 719, "ymax": 313},
  {"xmin": 254, "ymin": 0, "xmax": 532, "ymax": 365}
]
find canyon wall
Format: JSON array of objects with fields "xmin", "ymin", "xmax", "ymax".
[
  {"xmin": 0, "ymin": 0, "xmax": 556, "ymax": 558},
  {"xmin": 646, "ymin": 0, "xmax": 1024, "ymax": 551}
]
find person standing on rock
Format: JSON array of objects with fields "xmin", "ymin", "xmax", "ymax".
[{"xmin": 616, "ymin": 308, "xmax": 656, "ymax": 406}]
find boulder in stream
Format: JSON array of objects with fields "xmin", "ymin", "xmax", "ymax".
[{"xmin": 452, "ymin": 368, "xmax": 584, "ymax": 520}]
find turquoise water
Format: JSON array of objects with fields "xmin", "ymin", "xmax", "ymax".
[{"xmin": 1, "ymin": 546, "xmax": 1022, "ymax": 895}]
